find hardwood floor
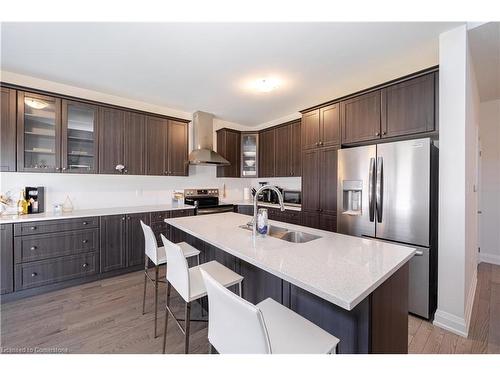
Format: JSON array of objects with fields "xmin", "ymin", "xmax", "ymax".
[
  {"xmin": 408, "ymin": 262, "xmax": 500, "ymax": 354},
  {"xmin": 1, "ymin": 263, "xmax": 499, "ymax": 354}
]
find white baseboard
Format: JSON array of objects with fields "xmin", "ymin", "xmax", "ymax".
[
  {"xmin": 479, "ymin": 252, "xmax": 500, "ymax": 265},
  {"xmin": 433, "ymin": 268, "xmax": 478, "ymax": 338},
  {"xmin": 464, "ymin": 267, "xmax": 478, "ymax": 334},
  {"xmin": 433, "ymin": 310, "xmax": 468, "ymax": 337}
]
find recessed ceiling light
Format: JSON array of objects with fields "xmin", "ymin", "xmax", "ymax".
[
  {"xmin": 252, "ymin": 77, "xmax": 280, "ymax": 93},
  {"xmin": 25, "ymin": 98, "xmax": 48, "ymax": 109}
]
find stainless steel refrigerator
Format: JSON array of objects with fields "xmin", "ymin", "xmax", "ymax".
[{"xmin": 337, "ymin": 137, "xmax": 438, "ymax": 319}]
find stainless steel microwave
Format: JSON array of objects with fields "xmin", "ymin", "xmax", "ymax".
[{"xmin": 283, "ymin": 190, "xmax": 301, "ymax": 206}]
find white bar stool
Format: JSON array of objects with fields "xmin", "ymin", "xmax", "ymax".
[
  {"xmin": 140, "ymin": 221, "xmax": 200, "ymax": 338},
  {"xmin": 160, "ymin": 233, "xmax": 243, "ymax": 354},
  {"xmin": 201, "ymin": 269, "xmax": 340, "ymax": 354}
]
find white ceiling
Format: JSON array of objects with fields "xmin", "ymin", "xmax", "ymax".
[
  {"xmin": 1, "ymin": 22, "xmax": 460, "ymax": 125},
  {"xmin": 469, "ymin": 22, "xmax": 500, "ymax": 102}
]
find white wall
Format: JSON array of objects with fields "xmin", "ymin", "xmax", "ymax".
[
  {"xmin": 0, "ymin": 168, "xmax": 253, "ymax": 210},
  {"xmin": 479, "ymin": 99, "xmax": 500, "ymax": 265},
  {"xmin": 434, "ymin": 24, "xmax": 479, "ymax": 338}
]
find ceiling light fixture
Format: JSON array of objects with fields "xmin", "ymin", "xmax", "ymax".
[
  {"xmin": 24, "ymin": 98, "xmax": 48, "ymax": 110},
  {"xmin": 253, "ymin": 77, "xmax": 280, "ymax": 93}
]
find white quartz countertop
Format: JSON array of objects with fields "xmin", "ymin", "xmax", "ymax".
[
  {"xmin": 0, "ymin": 204, "xmax": 195, "ymax": 224},
  {"xmin": 165, "ymin": 212, "xmax": 415, "ymax": 310},
  {"xmin": 221, "ymin": 199, "xmax": 302, "ymax": 212}
]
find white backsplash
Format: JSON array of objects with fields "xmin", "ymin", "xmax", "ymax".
[{"xmin": 0, "ymin": 168, "xmax": 301, "ymax": 211}]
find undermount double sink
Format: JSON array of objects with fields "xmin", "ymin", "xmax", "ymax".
[{"xmin": 239, "ymin": 223, "xmax": 321, "ymax": 243}]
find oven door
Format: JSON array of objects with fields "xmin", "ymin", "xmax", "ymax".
[{"xmin": 196, "ymin": 205, "xmax": 234, "ymax": 215}]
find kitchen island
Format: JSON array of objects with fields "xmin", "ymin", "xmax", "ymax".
[{"xmin": 165, "ymin": 212, "xmax": 415, "ymax": 354}]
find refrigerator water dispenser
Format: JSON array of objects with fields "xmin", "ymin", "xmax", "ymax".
[{"xmin": 342, "ymin": 180, "xmax": 362, "ymax": 216}]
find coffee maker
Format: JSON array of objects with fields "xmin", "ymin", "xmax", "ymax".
[{"xmin": 25, "ymin": 187, "xmax": 45, "ymax": 214}]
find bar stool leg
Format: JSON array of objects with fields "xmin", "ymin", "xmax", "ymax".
[
  {"xmin": 184, "ymin": 302, "xmax": 191, "ymax": 354},
  {"xmin": 142, "ymin": 258, "xmax": 148, "ymax": 315},
  {"xmin": 154, "ymin": 265, "xmax": 159, "ymax": 338},
  {"xmin": 162, "ymin": 281, "xmax": 171, "ymax": 353}
]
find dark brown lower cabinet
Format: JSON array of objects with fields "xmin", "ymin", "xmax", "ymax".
[
  {"xmin": 240, "ymin": 260, "xmax": 283, "ymax": 305},
  {"xmin": 15, "ymin": 252, "xmax": 97, "ymax": 290},
  {"xmin": 126, "ymin": 213, "xmax": 149, "ymax": 267},
  {"xmin": 1, "ymin": 224, "xmax": 14, "ymax": 294},
  {"xmin": 100, "ymin": 215, "xmax": 127, "ymax": 272}
]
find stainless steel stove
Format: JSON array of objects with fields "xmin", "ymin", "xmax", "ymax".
[{"xmin": 184, "ymin": 189, "xmax": 234, "ymax": 215}]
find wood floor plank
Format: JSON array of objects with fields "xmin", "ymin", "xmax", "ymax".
[{"xmin": 1, "ymin": 264, "xmax": 500, "ymax": 354}]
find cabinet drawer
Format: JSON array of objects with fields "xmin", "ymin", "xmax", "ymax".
[
  {"xmin": 15, "ymin": 252, "xmax": 97, "ymax": 290},
  {"xmin": 170, "ymin": 209, "xmax": 194, "ymax": 218},
  {"xmin": 14, "ymin": 217, "xmax": 99, "ymax": 236},
  {"xmin": 14, "ymin": 228, "xmax": 99, "ymax": 263},
  {"xmin": 150, "ymin": 211, "xmax": 170, "ymax": 223}
]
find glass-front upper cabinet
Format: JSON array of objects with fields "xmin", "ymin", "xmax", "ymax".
[
  {"xmin": 61, "ymin": 100, "xmax": 98, "ymax": 173},
  {"xmin": 241, "ymin": 132, "xmax": 258, "ymax": 177},
  {"xmin": 17, "ymin": 92, "xmax": 61, "ymax": 172}
]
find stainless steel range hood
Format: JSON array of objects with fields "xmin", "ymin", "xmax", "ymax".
[{"xmin": 189, "ymin": 111, "xmax": 230, "ymax": 166}]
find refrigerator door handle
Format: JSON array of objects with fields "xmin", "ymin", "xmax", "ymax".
[
  {"xmin": 368, "ymin": 157, "xmax": 376, "ymax": 222},
  {"xmin": 376, "ymin": 156, "xmax": 384, "ymax": 223}
]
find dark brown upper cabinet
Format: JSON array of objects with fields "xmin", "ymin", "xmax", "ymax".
[
  {"xmin": 145, "ymin": 116, "xmax": 188, "ymax": 176},
  {"xmin": 381, "ymin": 73, "xmax": 436, "ymax": 138},
  {"xmin": 274, "ymin": 120, "xmax": 302, "ymax": 177},
  {"xmin": 216, "ymin": 128, "xmax": 241, "ymax": 178},
  {"xmin": 98, "ymin": 107, "xmax": 126, "ymax": 174},
  {"xmin": 302, "ymin": 104, "xmax": 339, "ymax": 150},
  {"xmin": 17, "ymin": 91, "xmax": 62, "ymax": 173},
  {"xmin": 145, "ymin": 116, "xmax": 168, "ymax": 176},
  {"xmin": 124, "ymin": 112, "xmax": 146, "ymax": 175},
  {"xmin": 61, "ymin": 100, "xmax": 98, "ymax": 174},
  {"xmin": 1, "ymin": 87, "xmax": 16, "ymax": 172},
  {"xmin": 320, "ymin": 103, "xmax": 340, "ymax": 147},
  {"xmin": 259, "ymin": 128, "xmax": 276, "ymax": 178},
  {"xmin": 274, "ymin": 124, "xmax": 291, "ymax": 177},
  {"xmin": 290, "ymin": 120, "xmax": 302, "ymax": 176},
  {"xmin": 341, "ymin": 91, "xmax": 381, "ymax": 145},
  {"xmin": 99, "ymin": 108, "xmax": 147, "ymax": 175},
  {"xmin": 167, "ymin": 120, "xmax": 188, "ymax": 176},
  {"xmin": 301, "ymin": 109, "xmax": 320, "ymax": 150}
]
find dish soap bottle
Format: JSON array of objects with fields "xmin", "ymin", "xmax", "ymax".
[{"xmin": 17, "ymin": 190, "xmax": 29, "ymax": 215}]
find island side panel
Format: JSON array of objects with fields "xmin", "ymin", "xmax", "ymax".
[
  {"xmin": 370, "ymin": 262, "xmax": 409, "ymax": 354},
  {"xmin": 289, "ymin": 284, "xmax": 371, "ymax": 354}
]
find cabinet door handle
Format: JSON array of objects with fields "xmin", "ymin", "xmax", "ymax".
[
  {"xmin": 82, "ymin": 263, "xmax": 88, "ymax": 268},
  {"xmin": 121, "ymin": 217, "xmax": 126, "ymax": 221},
  {"xmin": 30, "ymin": 246, "xmax": 37, "ymax": 251},
  {"xmin": 127, "ymin": 216, "xmax": 131, "ymax": 220},
  {"xmin": 30, "ymin": 226, "xmax": 37, "ymax": 231},
  {"xmin": 382, "ymin": 131, "xmax": 387, "ymax": 136},
  {"xmin": 31, "ymin": 272, "xmax": 37, "ymax": 277},
  {"xmin": 62, "ymin": 167, "xmax": 67, "ymax": 171},
  {"xmin": 164, "ymin": 171, "xmax": 168, "ymax": 175},
  {"xmin": 375, "ymin": 132, "xmax": 380, "ymax": 137},
  {"xmin": 82, "ymin": 221, "xmax": 88, "ymax": 225},
  {"xmin": 124, "ymin": 169, "xmax": 128, "ymax": 174},
  {"xmin": 319, "ymin": 141, "xmax": 323, "ymax": 146},
  {"xmin": 82, "ymin": 239, "xmax": 88, "ymax": 244}
]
